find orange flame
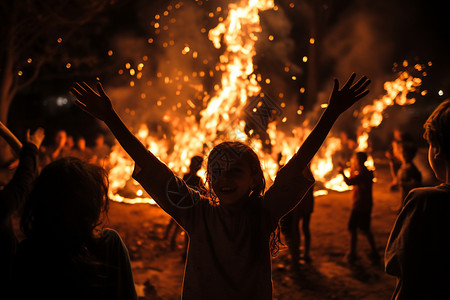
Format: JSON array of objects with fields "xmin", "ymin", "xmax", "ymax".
[{"xmin": 107, "ymin": 2, "xmax": 423, "ymax": 202}]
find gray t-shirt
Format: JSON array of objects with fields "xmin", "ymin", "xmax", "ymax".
[
  {"xmin": 133, "ymin": 152, "xmax": 314, "ymax": 299},
  {"xmin": 385, "ymin": 184, "xmax": 450, "ymax": 299}
]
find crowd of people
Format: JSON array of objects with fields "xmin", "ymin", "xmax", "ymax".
[
  {"xmin": 38, "ymin": 130, "xmax": 111, "ymax": 169},
  {"xmin": 0, "ymin": 72, "xmax": 449, "ymax": 300}
]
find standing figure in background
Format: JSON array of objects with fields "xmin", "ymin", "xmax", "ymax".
[
  {"xmin": 164, "ymin": 155, "xmax": 204, "ymax": 260},
  {"xmin": 385, "ymin": 129, "xmax": 414, "ymax": 191},
  {"xmin": 0, "ymin": 122, "xmax": 44, "ymax": 295},
  {"xmin": 396, "ymin": 141, "xmax": 422, "ymax": 209},
  {"xmin": 385, "ymin": 99, "xmax": 450, "ymax": 299},
  {"xmin": 40, "ymin": 129, "xmax": 70, "ymax": 167},
  {"xmin": 281, "ymin": 167, "xmax": 314, "ymax": 270},
  {"xmin": 92, "ymin": 132, "xmax": 110, "ymax": 167},
  {"xmin": 340, "ymin": 152, "xmax": 379, "ymax": 264},
  {"xmin": 334, "ymin": 131, "xmax": 357, "ymax": 168},
  {"xmin": 65, "ymin": 135, "xmax": 75, "ymax": 156},
  {"xmin": 72, "ymin": 136, "xmax": 95, "ymax": 163}
]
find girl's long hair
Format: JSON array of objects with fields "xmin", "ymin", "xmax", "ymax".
[
  {"xmin": 21, "ymin": 157, "xmax": 110, "ymax": 248},
  {"xmin": 205, "ymin": 141, "xmax": 282, "ymax": 256}
]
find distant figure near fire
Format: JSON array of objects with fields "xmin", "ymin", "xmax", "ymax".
[
  {"xmin": 280, "ymin": 165, "xmax": 315, "ymax": 270},
  {"xmin": 70, "ymin": 73, "xmax": 370, "ymax": 300},
  {"xmin": 340, "ymin": 152, "xmax": 380, "ymax": 264},
  {"xmin": 385, "ymin": 99, "xmax": 450, "ymax": 299},
  {"xmin": 396, "ymin": 140, "xmax": 422, "ymax": 209}
]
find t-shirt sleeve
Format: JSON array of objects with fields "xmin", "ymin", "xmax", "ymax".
[
  {"xmin": 385, "ymin": 192, "xmax": 424, "ymax": 277},
  {"xmin": 103, "ymin": 229, "xmax": 137, "ymax": 300},
  {"xmin": 263, "ymin": 161, "xmax": 315, "ymax": 229},
  {"xmin": 132, "ymin": 157, "xmax": 203, "ymax": 232}
]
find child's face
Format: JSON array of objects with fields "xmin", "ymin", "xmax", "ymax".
[{"xmin": 209, "ymin": 156, "xmax": 255, "ymax": 206}]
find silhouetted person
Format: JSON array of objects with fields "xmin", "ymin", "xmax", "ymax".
[
  {"xmin": 340, "ymin": 152, "xmax": 379, "ymax": 264},
  {"xmin": 40, "ymin": 129, "xmax": 71, "ymax": 167},
  {"xmin": 0, "ymin": 123, "xmax": 44, "ymax": 294},
  {"xmin": 385, "ymin": 129, "xmax": 414, "ymax": 191},
  {"xmin": 92, "ymin": 132, "xmax": 110, "ymax": 166},
  {"xmin": 281, "ymin": 168, "xmax": 315, "ymax": 269},
  {"xmin": 13, "ymin": 157, "xmax": 137, "ymax": 300},
  {"xmin": 396, "ymin": 141, "xmax": 422, "ymax": 208},
  {"xmin": 72, "ymin": 136, "xmax": 95, "ymax": 163},
  {"xmin": 385, "ymin": 99, "xmax": 450, "ymax": 299}
]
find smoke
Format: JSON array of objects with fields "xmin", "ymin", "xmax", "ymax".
[
  {"xmin": 104, "ymin": 0, "xmax": 414, "ymax": 151},
  {"xmin": 106, "ymin": 0, "xmax": 220, "ymax": 138},
  {"xmin": 319, "ymin": 0, "xmax": 420, "ymax": 148},
  {"xmin": 321, "ymin": 5, "xmax": 394, "ymax": 97}
]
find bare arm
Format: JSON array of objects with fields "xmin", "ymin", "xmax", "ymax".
[
  {"xmin": 70, "ymin": 82, "xmax": 164, "ymax": 171},
  {"xmin": 70, "ymin": 82, "xmax": 198, "ymax": 226},
  {"xmin": 289, "ymin": 73, "xmax": 370, "ymax": 171},
  {"xmin": 0, "ymin": 121, "xmax": 22, "ymax": 155},
  {"xmin": 265, "ymin": 74, "xmax": 370, "ymax": 222}
]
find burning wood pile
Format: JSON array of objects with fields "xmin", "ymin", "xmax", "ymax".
[{"xmin": 106, "ymin": 0, "xmax": 425, "ymax": 204}]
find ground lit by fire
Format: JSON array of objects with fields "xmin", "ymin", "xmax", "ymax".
[{"xmin": 106, "ymin": 158, "xmax": 421, "ymax": 299}]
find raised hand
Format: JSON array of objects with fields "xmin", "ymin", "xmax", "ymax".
[
  {"xmin": 27, "ymin": 127, "xmax": 45, "ymax": 149},
  {"xmin": 328, "ymin": 73, "xmax": 371, "ymax": 115},
  {"xmin": 70, "ymin": 82, "xmax": 113, "ymax": 122}
]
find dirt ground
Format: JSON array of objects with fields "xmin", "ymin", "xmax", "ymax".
[{"xmin": 104, "ymin": 154, "xmax": 429, "ymax": 300}]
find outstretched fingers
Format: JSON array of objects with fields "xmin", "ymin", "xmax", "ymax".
[
  {"xmin": 70, "ymin": 86, "xmax": 84, "ymax": 101},
  {"xmin": 354, "ymin": 89, "xmax": 370, "ymax": 100},
  {"xmin": 342, "ymin": 73, "xmax": 357, "ymax": 90},
  {"xmin": 73, "ymin": 82, "xmax": 87, "ymax": 94},
  {"xmin": 80, "ymin": 82, "xmax": 97, "ymax": 95},
  {"xmin": 350, "ymin": 75, "xmax": 368, "ymax": 91},
  {"xmin": 332, "ymin": 78, "xmax": 340, "ymax": 94},
  {"xmin": 74, "ymin": 99, "xmax": 87, "ymax": 109},
  {"xmin": 352, "ymin": 77, "xmax": 371, "ymax": 100},
  {"xmin": 96, "ymin": 82, "xmax": 107, "ymax": 98}
]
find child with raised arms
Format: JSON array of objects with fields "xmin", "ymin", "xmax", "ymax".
[{"xmin": 71, "ymin": 73, "xmax": 370, "ymax": 299}]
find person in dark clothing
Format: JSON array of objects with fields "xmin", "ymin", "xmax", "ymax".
[
  {"xmin": 396, "ymin": 141, "xmax": 422, "ymax": 208},
  {"xmin": 281, "ymin": 187, "xmax": 314, "ymax": 267},
  {"xmin": 385, "ymin": 129, "xmax": 414, "ymax": 191},
  {"xmin": 12, "ymin": 157, "xmax": 137, "ymax": 300},
  {"xmin": 281, "ymin": 169, "xmax": 315, "ymax": 269},
  {"xmin": 340, "ymin": 152, "xmax": 379, "ymax": 264},
  {"xmin": 0, "ymin": 122, "xmax": 44, "ymax": 293}
]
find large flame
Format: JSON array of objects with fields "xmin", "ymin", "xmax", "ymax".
[{"xmin": 107, "ymin": 2, "xmax": 423, "ymax": 203}]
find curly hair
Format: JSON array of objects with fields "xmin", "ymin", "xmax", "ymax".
[
  {"xmin": 423, "ymin": 99, "xmax": 450, "ymax": 159},
  {"xmin": 21, "ymin": 157, "xmax": 110, "ymax": 245},
  {"xmin": 205, "ymin": 141, "xmax": 283, "ymax": 256}
]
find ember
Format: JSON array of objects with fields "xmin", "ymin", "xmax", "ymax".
[{"xmin": 106, "ymin": 1, "xmax": 424, "ymax": 203}]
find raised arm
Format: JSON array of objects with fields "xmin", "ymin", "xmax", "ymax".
[
  {"xmin": 0, "ymin": 127, "xmax": 44, "ymax": 219},
  {"xmin": 0, "ymin": 121, "xmax": 22, "ymax": 156},
  {"xmin": 70, "ymin": 82, "xmax": 199, "ymax": 226},
  {"xmin": 264, "ymin": 74, "xmax": 370, "ymax": 223},
  {"xmin": 289, "ymin": 73, "xmax": 370, "ymax": 171},
  {"xmin": 70, "ymin": 82, "xmax": 164, "ymax": 171}
]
